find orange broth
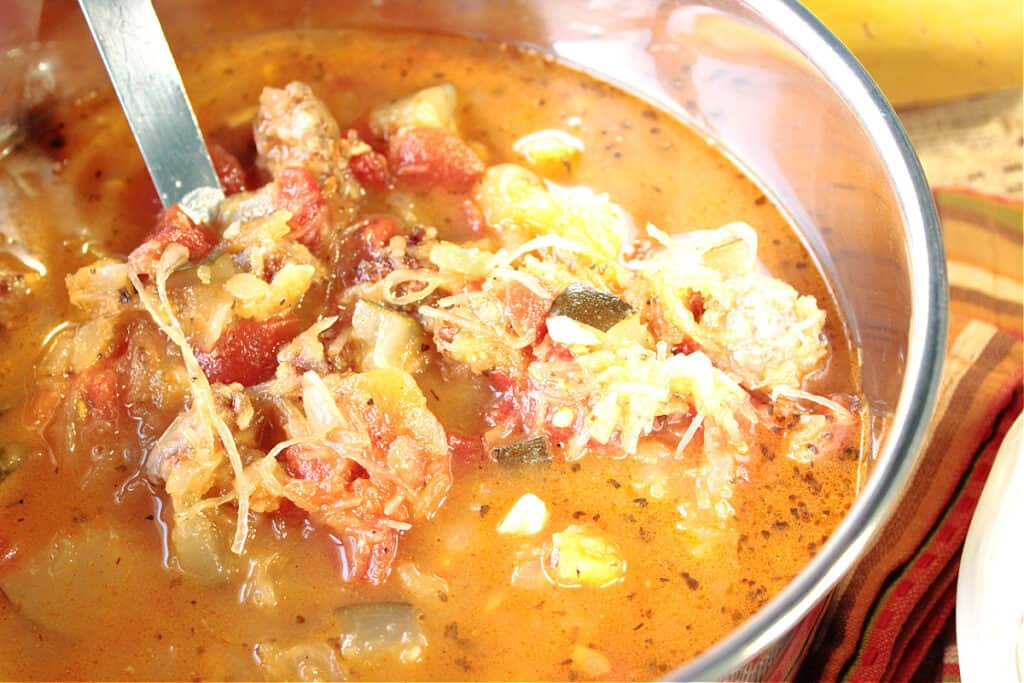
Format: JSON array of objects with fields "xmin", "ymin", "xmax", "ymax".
[{"xmin": 0, "ymin": 29, "xmax": 860, "ymax": 681}]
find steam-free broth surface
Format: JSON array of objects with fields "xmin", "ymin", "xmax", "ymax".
[{"xmin": 0, "ymin": 30, "xmax": 860, "ymax": 681}]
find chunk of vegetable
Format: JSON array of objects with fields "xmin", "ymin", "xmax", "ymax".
[
  {"xmin": 170, "ymin": 509, "xmax": 236, "ymax": 583},
  {"xmin": 497, "ymin": 493, "xmax": 549, "ymax": 536},
  {"xmin": 512, "ymin": 128, "xmax": 584, "ymax": 175},
  {"xmin": 475, "ymin": 164, "xmax": 631, "ymax": 259},
  {"xmin": 335, "ymin": 602, "xmax": 428, "ymax": 663},
  {"xmin": 547, "ymin": 524, "xmax": 626, "ymax": 588},
  {"xmin": 224, "ymin": 263, "xmax": 316, "ymax": 319},
  {"xmin": 196, "ymin": 314, "xmax": 303, "ymax": 386},
  {"xmin": 369, "ymin": 83, "xmax": 458, "ymax": 137},
  {"xmin": 65, "ymin": 258, "xmax": 132, "ymax": 316},
  {"xmin": 545, "ymin": 316, "xmax": 602, "ymax": 347},
  {"xmin": 492, "ymin": 436, "xmax": 552, "ymax": 466},
  {"xmin": 351, "ymin": 300, "xmax": 427, "ymax": 373},
  {"xmin": 0, "ymin": 525, "xmax": 152, "ymax": 634},
  {"xmin": 128, "ymin": 205, "xmax": 218, "ymax": 276},
  {"xmin": 571, "ymin": 644, "xmax": 613, "ymax": 679},
  {"xmin": 257, "ymin": 641, "xmax": 348, "ymax": 682},
  {"xmin": 549, "ymin": 284, "xmax": 633, "ymax": 332},
  {"xmin": 276, "ymin": 167, "xmax": 329, "ymax": 248},
  {"xmin": 387, "ymin": 127, "xmax": 485, "ymax": 192},
  {"xmin": 395, "ymin": 562, "xmax": 450, "ymax": 600},
  {"xmin": 348, "ymin": 149, "xmax": 392, "ymax": 188}
]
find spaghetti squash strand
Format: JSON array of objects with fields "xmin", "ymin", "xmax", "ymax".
[{"xmin": 129, "ymin": 245, "xmax": 254, "ymax": 554}]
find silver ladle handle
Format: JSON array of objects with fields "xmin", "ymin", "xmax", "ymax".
[{"xmin": 78, "ymin": 0, "xmax": 224, "ymax": 221}]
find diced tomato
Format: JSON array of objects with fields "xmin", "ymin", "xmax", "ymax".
[
  {"xmin": 269, "ymin": 498, "xmax": 314, "ymax": 533},
  {"xmin": 276, "ymin": 167, "xmax": 328, "ymax": 248},
  {"xmin": 362, "ymin": 216, "xmax": 397, "ymax": 249},
  {"xmin": 344, "ymin": 121, "xmax": 387, "ymax": 154},
  {"xmin": 672, "ymin": 338, "xmax": 700, "ymax": 356},
  {"xmin": 504, "ymin": 280, "xmax": 550, "ymax": 340},
  {"xmin": 209, "ymin": 144, "xmax": 249, "ymax": 195},
  {"xmin": 387, "ymin": 127, "xmax": 485, "ymax": 192},
  {"xmin": 544, "ymin": 421, "xmax": 574, "ymax": 448},
  {"xmin": 81, "ymin": 362, "xmax": 123, "ymax": 422},
  {"xmin": 332, "ymin": 217, "xmax": 399, "ymax": 290},
  {"xmin": 128, "ymin": 205, "xmax": 219, "ymax": 276},
  {"xmin": 197, "ymin": 314, "xmax": 303, "ymax": 386},
  {"xmin": 487, "ymin": 371, "xmax": 514, "ymax": 392},
  {"xmin": 486, "ymin": 375, "xmax": 530, "ymax": 429},
  {"xmin": 542, "ymin": 341, "xmax": 575, "ymax": 362},
  {"xmin": 349, "ymin": 150, "xmax": 392, "ymax": 189},
  {"xmin": 686, "ymin": 291, "xmax": 706, "ymax": 323},
  {"xmin": 446, "ymin": 432, "xmax": 486, "ymax": 464},
  {"xmin": 282, "ymin": 444, "xmax": 334, "ymax": 483}
]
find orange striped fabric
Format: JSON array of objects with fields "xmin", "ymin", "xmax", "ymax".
[{"xmin": 796, "ymin": 189, "xmax": 1023, "ymax": 683}]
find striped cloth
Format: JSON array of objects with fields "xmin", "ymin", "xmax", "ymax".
[{"xmin": 796, "ymin": 189, "xmax": 1023, "ymax": 683}]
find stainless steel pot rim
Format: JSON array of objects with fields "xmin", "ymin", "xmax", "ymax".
[{"xmin": 666, "ymin": 2, "xmax": 948, "ymax": 681}]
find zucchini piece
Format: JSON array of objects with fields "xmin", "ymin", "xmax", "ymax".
[
  {"xmin": 548, "ymin": 284, "xmax": 632, "ymax": 332},
  {"xmin": 335, "ymin": 602, "xmax": 427, "ymax": 661},
  {"xmin": 493, "ymin": 436, "xmax": 552, "ymax": 466},
  {"xmin": 351, "ymin": 299, "xmax": 427, "ymax": 374}
]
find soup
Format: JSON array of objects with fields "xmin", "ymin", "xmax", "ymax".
[{"xmin": 0, "ymin": 29, "xmax": 863, "ymax": 681}]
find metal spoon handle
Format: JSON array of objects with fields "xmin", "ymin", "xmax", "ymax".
[{"xmin": 78, "ymin": 0, "xmax": 223, "ymax": 217}]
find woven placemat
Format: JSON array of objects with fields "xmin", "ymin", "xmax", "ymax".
[{"xmin": 899, "ymin": 88, "xmax": 1023, "ymax": 199}]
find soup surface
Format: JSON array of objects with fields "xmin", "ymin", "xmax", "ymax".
[{"xmin": 0, "ymin": 29, "xmax": 862, "ymax": 681}]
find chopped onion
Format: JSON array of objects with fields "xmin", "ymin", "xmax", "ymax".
[
  {"xmin": 396, "ymin": 562, "xmax": 449, "ymax": 600},
  {"xmin": 335, "ymin": 602, "xmax": 427, "ymax": 662},
  {"xmin": 497, "ymin": 493, "xmax": 549, "ymax": 536},
  {"xmin": 257, "ymin": 641, "xmax": 348, "ymax": 682},
  {"xmin": 572, "ymin": 644, "xmax": 612, "ymax": 679}
]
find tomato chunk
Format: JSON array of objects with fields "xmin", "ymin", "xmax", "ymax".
[
  {"xmin": 197, "ymin": 315, "xmax": 303, "ymax": 386},
  {"xmin": 282, "ymin": 444, "xmax": 335, "ymax": 483},
  {"xmin": 81, "ymin": 362, "xmax": 123, "ymax": 422},
  {"xmin": 387, "ymin": 127, "xmax": 485, "ymax": 192},
  {"xmin": 128, "ymin": 205, "xmax": 219, "ymax": 276},
  {"xmin": 447, "ymin": 432, "xmax": 486, "ymax": 464},
  {"xmin": 209, "ymin": 144, "xmax": 249, "ymax": 195},
  {"xmin": 348, "ymin": 150, "xmax": 392, "ymax": 189},
  {"xmin": 332, "ymin": 217, "xmax": 399, "ymax": 290},
  {"xmin": 504, "ymin": 280, "xmax": 550, "ymax": 340},
  {"xmin": 276, "ymin": 167, "xmax": 328, "ymax": 248}
]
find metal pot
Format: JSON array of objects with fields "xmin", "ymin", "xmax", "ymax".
[{"xmin": 2, "ymin": 1, "xmax": 946, "ymax": 679}]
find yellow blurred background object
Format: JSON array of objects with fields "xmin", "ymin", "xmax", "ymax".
[{"xmin": 803, "ymin": 0, "xmax": 1023, "ymax": 107}]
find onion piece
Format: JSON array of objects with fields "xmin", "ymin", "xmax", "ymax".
[
  {"xmin": 497, "ymin": 493, "xmax": 549, "ymax": 536},
  {"xmin": 335, "ymin": 602, "xmax": 428, "ymax": 663},
  {"xmin": 257, "ymin": 641, "xmax": 348, "ymax": 682}
]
